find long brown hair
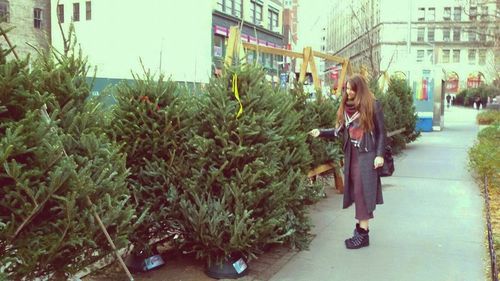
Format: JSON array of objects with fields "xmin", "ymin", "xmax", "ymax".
[{"xmin": 336, "ymin": 74, "xmax": 375, "ymax": 132}]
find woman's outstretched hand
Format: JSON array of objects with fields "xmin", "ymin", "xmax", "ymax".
[{"xmin": 308, "ymin": 129, "xmax": 320, "ymax": 138}]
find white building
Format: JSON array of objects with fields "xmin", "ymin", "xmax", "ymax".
[
  {"xmin": 50, "ymin": 0, "xmax": 213, "ymax": 91},
  {"xmin": 0, "ymin": 0, "xmax": 51, "ymax": 60},
  {"xmin": 326, "ymin": 0, "xmax": 498, "ymax": 91}
]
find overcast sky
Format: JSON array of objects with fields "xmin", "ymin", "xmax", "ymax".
[{"xmin": 296, "ymin": 0, "xmax": 332, "ymax": 50}]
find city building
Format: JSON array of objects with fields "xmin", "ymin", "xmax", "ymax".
[
  {"xmin": 282, "ymin": 0, "xmax": 298, "ymax": 50},
  {"xmin": 50, "ymin": 0, "xmax": 213, "ymax": 93},
  {"xmin": 325, "ymin": 0, "xmax": 498, "ymax": 92},
  {"xmin": 0, "ymin": 0, "xmax": 51, "ymax": 59},
  {"xmin": 212, "ymin": 0, "xmax": 284, "ymax": 80}
]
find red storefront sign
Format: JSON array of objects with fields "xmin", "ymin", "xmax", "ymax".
[
  {"xmin": 467, "ymin": 77, "xmax": 482, "ymax": 88},
  {"xmin": 446, "ymin": 79, "xmax": 458, "ymax": 93}
]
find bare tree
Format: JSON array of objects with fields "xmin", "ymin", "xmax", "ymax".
[
  {"xmin": 349, "ymin": 2, "xmax": 381, "ymax": 79},
  {"xmin": 347, "ymin": 1, "xmax": 396, "ymax": 82},
  {"xmin": 457, "ymin": 0, "xmax": 499, "ymax": 82}
]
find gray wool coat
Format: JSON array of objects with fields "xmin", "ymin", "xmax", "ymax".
[{"xmin": 319, "ymin": 102, "xmax": 385, "ymax": 213}]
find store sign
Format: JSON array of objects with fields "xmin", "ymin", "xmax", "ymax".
[
  {"xmin": 446, "ymin": 79, "xmax": 458, "ymax": 93},
  {"xmin": 214, "ymin": 25, "xmax": 228, "ymax": 36},
  {"xmin": 467, "ymin": 77, "xmax": 482, "ymax": 88}
]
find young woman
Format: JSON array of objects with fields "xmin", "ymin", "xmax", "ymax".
[{"xmin": 309, "ymin": 74, "xmax": 386, "ymax": 249}]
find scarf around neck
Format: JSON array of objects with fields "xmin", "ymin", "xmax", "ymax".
[{"xmin": 345, "ymin": 100, "xmax": 357, "ymax": 117}]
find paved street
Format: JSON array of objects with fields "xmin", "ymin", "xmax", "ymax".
[{"xmin": 270, "ymin": 106, "xmax": 487, "ymax": 281}]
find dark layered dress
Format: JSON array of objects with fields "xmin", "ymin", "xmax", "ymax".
[{"xmin": 319, "ymin": 101, "xmax": 385, "ymax": 219}]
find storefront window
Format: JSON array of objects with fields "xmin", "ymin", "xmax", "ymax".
[{"xmin": 213, "ymin": 35, "xmax": 225, "ymax": 58}]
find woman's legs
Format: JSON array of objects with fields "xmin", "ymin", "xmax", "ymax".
[
  {"xmin": 359, "ymin": 219, "xmax": 369, "ymax": 230},
  {"xmin": 346, "ymin": 147, "xmax": 371, "ymax": 249}
]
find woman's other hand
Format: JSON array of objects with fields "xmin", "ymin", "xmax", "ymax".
[
  {"xmin": 374, "ymin": 156, "xmax": 384, "ymax": 169},
  {"xmin": 308, "ymin": 129, "xmax": 320, "ymax": 138}
]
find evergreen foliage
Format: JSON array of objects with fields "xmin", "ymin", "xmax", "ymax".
[
  {"xmin": 175, "ymin": 66, "xmax": 315, "ymax": 265},
  {"xmin": 469, "ymin": 121, "xmax": 500, "ymax": 184},
  {"xmin": 105, "ymin": 69, "xmax": 194, "ymax": 255},
  {"xmin": 0, "ymin": 37, "xmax": 133, "ymax": 279},
  {"xmin": 289, "ymin": 86, "xmax": 342, "ymax": 168},
  {"xmin": 373, "ymin": 76, "xmax": 419, "ymax": 153}
]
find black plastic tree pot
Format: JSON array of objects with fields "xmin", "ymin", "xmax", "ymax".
[
  {"xmin": 125, "ymin": 250, "xmax": 165, "ymax": 273},
  {"xmin": 205, "ymin": 254, "xmax": 248, "ymax": 279}
]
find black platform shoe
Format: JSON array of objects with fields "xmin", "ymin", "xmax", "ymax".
[{"xmin": 345, "ymin": 226, "xmax": 369, "ymax": 249}]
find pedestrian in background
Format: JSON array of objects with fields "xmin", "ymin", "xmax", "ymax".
[
  {"xmin": 309, "ymin": 74, "xmax": 386, "ymax": 249},
  {"xmin": 474, "ymin": 96, "xmax": 481, "ymax": 110}
]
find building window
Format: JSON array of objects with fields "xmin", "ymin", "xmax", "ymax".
[
  {"xmin": 427, "ymin": 49, "xmax": 433, "ymax": 63},
  {"xmin": 57, "ymin": 4, "xmax": 64, "ymax": 23},
  {"xmin": 33, "ymin": 8, "xmax": 42, "ymax": 29},
  {"xmin": 234, "ymin": 0, "xmax": 242, "ymax": 18},
  {"xmin": 268, "ymin": 8, "xmax": 278, "ymax": 31},
  {"xmin": 73, "ymin": 3, "xmax": 80, "ymax": 21},
  {"xmin": 0, "ymin": 0, "xmax": 9, "ymax": 22},
  {"xmin": 443, "ymin": 7, "xmax": 451, "ymax": 20},
  {"xmin": 468, "ymin": 28, "xmax": 477, "ymax": 41},
  {"xmin": 428, "ymin": 27, "xmax": 435, "ymax": 42},
  {"xmin": 417, "ymin": 49, "xmax": 424, "ymax": 62},
  {"xmin": 453, "ymin": 49, "xmax": 460, "ymax": 63},
  {"xmin": 213, "ymin": 35, "xmax": 225, "ymax": 58},
  {"xmin": 468, "ymin": 49, "xmax": 476, "ymax": 63},
  {"xmin": 442, "ymin": 49, "xmax": 450, "ymax": 63},
  {"xmin": 477, "ymin": 49, "xmax": 486, "ymax": 65},
  {"xmin": 86, "ymin": 1, "xmax": 91, "ymax": 20},
  {"xmin": 479, "ymin": 29, "xmax": 487, "ymax": 41},
  {"xmin": 469, "ymin": 6, "xmax": 477, "ymax": 20},
  {"xmin": 216, "ymin": 0, "xmax": 224, "ymax": 11},
  {"xmin": 224, "ymin": 0, "xmax": 232, "ymax": 13},
  {"xmin": 417, "ymin": 7, "xmax": 425, "ymax": 21},
  {"xmin": 453, "ymin": 28, "xmax": 460, "ymax": 41},
  {"xmin": 428, "ymin": 7, "xmax": 435, "ymax": 21},
  {"xmin": 217, "ymin": 0, "xmax": 242, "ymax": 17},
  {"xmin": 443, "ymin": 28, "xmax": 450, "ymax": 41},
  {"xmin": 480, "ymin": 6, "xmax": 488, "ymax": 20},
  {"xmin": 250, "ymin": 1, "xmax": 263, "ymax": 24},
  {"xmin": 453, "ymin": 7, "xmax": 461, "ymax": 21},
  {"xmin": 417, "ymin": 27, "xmax": 425, "ymax": 41}
]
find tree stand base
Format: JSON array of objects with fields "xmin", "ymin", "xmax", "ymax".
[
  {"xmin": 205, "ymin": 256, "xmax": 248, "ymax": 279},
  {"xmin": 125, "ymin": 253, "xmax": 165, "ymax": 273}
]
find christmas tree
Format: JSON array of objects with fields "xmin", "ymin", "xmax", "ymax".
[
  {"xmin": 0, "ymin": 35, "xmax": 133, "ymax": 279},
  {"xmin": 105, "ymin": 69, "xmax": 194, "ymax": 256},
  {"xmin": 374, "ymin": 76, "xmax": 419, "ymax": 153},
  {"xmin": 386, "ymin": 76, "xmax": 418, "ymax": 144},
  {"xmin": 175, "ymin": 66, "xmax": 315, "ymax": 266},
  {"xmin": 290, "ymin": 85, "xmax": 342, "ymax": 168}
]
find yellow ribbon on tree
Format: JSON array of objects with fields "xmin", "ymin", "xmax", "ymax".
[{"xmin": 232, "ymin": 74, "xmax": 243, "ymax": 118}]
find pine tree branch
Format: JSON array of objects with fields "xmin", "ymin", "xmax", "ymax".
[
  {"xmin": 0, "ymin": 25, "xmax": 19, "ymax": 60},
  {"xmin": 85, "ymin": 197, "xmax": 134, "ymax": 281},
  {"xmin": 40, "ymin": 104, "xmax": 134, "ymax": 280},
  {"xmin": 12, "ymin": 177, "xmax": 68, "ymax": 239}
]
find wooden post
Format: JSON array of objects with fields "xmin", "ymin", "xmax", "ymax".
[
  {"xmin": 0, "ymin": 26, "xmax": 20, "ymax": 60},
  {"xmin": 298, "ymin": 47, "xmax": 312, "ymax": 83},
  {"xmin": 307, "ymin": 162, "xmax": 344, "ymax": 194},
  {"xmin": 308, "ymin": 50, "xmax": 321, "ymax": 91},
  {"xmin": 225, "ymin": 26, "xmax": 247, "ymax": 67},
  {"xmin": 224, "ymin": 26, "xmax": 240, "ymax": 67},
  {"xmin": 86, "ymin": 197, "xmax": 134, "ymax": 281},
  {"xmin": 333, "ymin": 165, "xmax": 344, "ymax": 194}
]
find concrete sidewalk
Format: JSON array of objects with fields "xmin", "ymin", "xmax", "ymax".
[{"xmin": 270, "ymin": 106, "xmax": 487, "ymax": 281}]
